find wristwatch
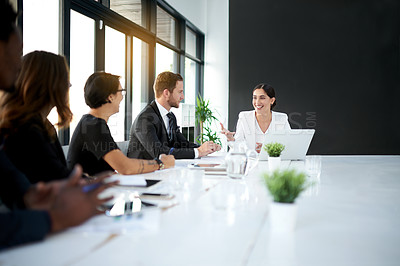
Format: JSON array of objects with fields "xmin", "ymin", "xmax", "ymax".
[{"xmin": 154, "ymin": 158, "xmax": 165, "ymax": 170}]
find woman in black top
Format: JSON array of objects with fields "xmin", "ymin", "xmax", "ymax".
[
  {"xmin": 68, "ymin": 72, "xmax": 175, "ymax": 176},
  {"xmin": 0, "ymin": 51, "xmax": 72, "ymax": 183}
]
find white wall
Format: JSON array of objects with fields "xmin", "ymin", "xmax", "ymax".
[{"xmin": 165, "ymin": 0, "xmax": 229, "ymax": 147}]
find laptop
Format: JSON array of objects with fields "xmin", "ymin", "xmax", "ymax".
[{"xmin": 258, "ymin": 129, "xmax": 315, "ymax": 161}]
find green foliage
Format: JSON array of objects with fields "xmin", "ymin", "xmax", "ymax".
[
  {"xmin": 195, "ymin": 95, "xmax": 221, "ymax": 144},
  {"xmin": 195, "ymin": 96, "xmax": 217, "ymax": 125},
  {"xmin": 263, "ymin": 169, "xmax": 307, "ymax": 203},
  {"xmin": 264, "ymin": 142, "xmax": 285, "ymax": 157},
  {"xmin": 196, "ymin": 126, "xmax": 222, "ymax": 146}
]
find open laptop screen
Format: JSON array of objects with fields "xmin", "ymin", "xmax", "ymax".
[{"xmin": 259, "ymin": 129, "xmax": 315, "ymax": 161}]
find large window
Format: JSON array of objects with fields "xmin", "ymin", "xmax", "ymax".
[
  {"xmin": 105, "ymin": 26, "xmax": 126, "ymax": 142},
  {"xmin": 110, "ymin": 0, "xmax": 144, "ymax": 27},
  {"xmin": 22, "ymin": 0, "xmax": 59, "ymax": 55},
  {"xmin": 156, "ymin": 43, "xmax": 178, "ymax": 75},
  {"xmin": 69, "ymin": 10, "xmax": 95, "ymax": 138},
  {"xmin": 22, "ymin": 0, "xmax": 60, "ymax": 127},
  {"xmin": 17, "ymin": 0, "xmax": 204, "ymax": 145}
]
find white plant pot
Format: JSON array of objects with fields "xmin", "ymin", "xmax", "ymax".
[
  {"xmin": 269, "ymin": 201, "xmax": 297, "ymax": 232},
  {"xmin": 268, "ymin": 156, "xmax": 281, "ymax": 171}
]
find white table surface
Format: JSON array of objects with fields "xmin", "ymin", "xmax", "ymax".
[{"xmin": 0, "ymin": 155, "xmax": 399, "ymax": 266}]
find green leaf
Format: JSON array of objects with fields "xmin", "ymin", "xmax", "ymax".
[
  {"xmin": 262, "ymin": 169, "xmax": 308, "ymax": 203},
  {"xmin": 263, "ymin": 142, "xmax": 285, "ymax": 157}
]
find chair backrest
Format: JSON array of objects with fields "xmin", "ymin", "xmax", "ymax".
[{"xmin": 117, "ymin": 141, "xmax": 129, "ymax": 156}]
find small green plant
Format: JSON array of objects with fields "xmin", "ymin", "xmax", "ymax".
[
  {"xmin": 264, "ymin": 142, "xmax": 285, "ymax": 157},
  {"xmin": 263, "ymin": 169, "xmax": 307, "ymax": 203},
  {"xmin": 195, "ymin": 95, "xmax": 221, "ymax": 145}
]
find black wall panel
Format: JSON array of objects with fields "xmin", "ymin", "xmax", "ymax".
[{"xmin": 229, "ymin": 0, "xmax": 400, "ymax": 154}]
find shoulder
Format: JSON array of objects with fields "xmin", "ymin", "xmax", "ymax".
[
  {"xmin": 14, "ymin": 117, "xmax": 48, "ymax": 140},
  {"xmin": 272, "ymin": 111, "xmax": 288, "ymax": 119},
  {"xmin": 135, "ymin": 102, "xmax": 160, "ymax": 123},
  {"xmin": 80, "ymin": 114, "xmax": 107, "ymax": 127},
  {"xmin": 238, "ymin": 110, "xmax": 255, "ymax": 119}
]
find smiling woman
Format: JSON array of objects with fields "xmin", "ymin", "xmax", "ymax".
[
  {"xmin": 220, "ymin": 83, "xmax": 291, "ymax": 153},
  {"xmin": 67, "ymin": 72, "xmax": 175, "ymax": 177}
]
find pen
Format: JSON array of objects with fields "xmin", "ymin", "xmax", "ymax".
[
  {"xmin": 82, "ymin": 182, "xmax": 101, "ymax": 193},
  {"xmin": 168, "ymin": 148, "xmax": 174, "ymax": 155}
]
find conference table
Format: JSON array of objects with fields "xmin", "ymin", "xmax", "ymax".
[{"xmin": 0, "ymin": 155, "xmax": 399, "ymax": 266}]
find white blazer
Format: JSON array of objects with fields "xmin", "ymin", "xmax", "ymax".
[{"xmin": 234, "ymin": 110, "xmax": 291, "ymax": 150}]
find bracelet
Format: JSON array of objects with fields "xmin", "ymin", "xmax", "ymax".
[{"xmin": 154, "ymin": 158, "xmax": 165, "ymax": 170}]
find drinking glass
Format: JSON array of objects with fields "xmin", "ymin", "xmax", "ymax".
[{"xmin": 305, "ymin": 155, "xmax": 322, "ymax": 179}]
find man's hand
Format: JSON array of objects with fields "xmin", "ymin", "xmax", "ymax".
[
  {"xmin": 24, "ymin": 166, "xmax": 112, "ymax": 210},
  {"xmin": 197, "ymin": 141, "xmax": 221, "ymax": 157},
  {"xmin": 220, "ymin": 122, "xmax": 235, "ymax": 141},
  {"xmin": 48, "ymin": 165, "xmax": 118, "ymax": 233},
  {"xmin": 159, "ymin": 154, "xmax": 175, "ymax": 169}
]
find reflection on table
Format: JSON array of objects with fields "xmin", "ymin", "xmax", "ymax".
[{"xmin": 1, "ymin": 154, "xmax": 399, "ymax": 266}]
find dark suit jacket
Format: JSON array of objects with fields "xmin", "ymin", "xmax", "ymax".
[{"xmin": 127, "ymin": 100, "xmax": 199, "ymax": 159}]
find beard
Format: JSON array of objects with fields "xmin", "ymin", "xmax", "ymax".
[{"xmin": 168, "ymin": 98, "xmax": 180, "ymax": 108}]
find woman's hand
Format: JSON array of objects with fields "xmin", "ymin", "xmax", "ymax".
[
  {"xmin": 255, "ymin": 142, "xmax": 263, "ymax": 153},
  {"xmin": 220, "ymin": 122, "xmax": 235, "ymax": 141}
]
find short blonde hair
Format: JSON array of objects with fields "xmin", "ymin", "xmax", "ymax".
[{"xmin": 153, "ymin": 71, "xmax": 183, "ymax": 98}]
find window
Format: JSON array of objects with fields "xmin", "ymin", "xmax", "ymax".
[
  {"xmin": 131, "ymin": 37, "xmax": 149, "ymax": 119},
  {"xmin": 110, "ymin": 0, "xmax": 144, "ymax": 27},
  {"xmin": 18, "ymin": 0, "xmax": 204, "ymax": 144},
  {"xmin": 184, "ymin": 58, "xmax": 196, "ymax": 105},
  {"xmin": 156, "ymin": 43, "xmax": 178, "ymax": 75},
  {"xmin": 105, "ymin": 26, "xmax": 126, "ymax": 142},
  {"xmin": 185, "ymin": 28, "xmax": 197, "ymax": 58},
  {"xmin": 22, "ymin": 0, "xmax": 60, "ymax": 127},
  {"xmin": 22, "ymin": 0, "xmax": 59, "ymax": 55},
  {"xmin": 156, "ymin": 6, "xmax": 176, "ymax": 46},
  {"xmin": 69, "ymin": 10, "xmax": 95, "ymax": 138}
]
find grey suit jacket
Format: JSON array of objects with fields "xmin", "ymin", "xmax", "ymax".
[{"xmin": 127, "ymin": 101, "xmax": 199, "ymax": 159}]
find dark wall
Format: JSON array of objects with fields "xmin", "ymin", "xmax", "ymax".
[{"xmin": 229, "ymin": 0, "xmax": 400, "ymax": 154}]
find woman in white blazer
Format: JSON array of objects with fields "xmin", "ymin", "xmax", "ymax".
[{"xmin": 221, "ymin": 83, "xmax": 291, "ymax": 152}]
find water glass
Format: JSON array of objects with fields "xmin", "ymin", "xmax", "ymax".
[{"xmin": 305, "ymin": 155, "xmax": 322, "ymax": 178}]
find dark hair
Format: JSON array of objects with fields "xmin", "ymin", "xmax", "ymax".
[
  {"xmin": 0, "ymin": 51, "xmax": 72, "ymax": 137},
  {"xmin": 84, "ymin": 72, "xmax": 121, "ymax": 108},
  {"xmin": 0, "ymin": 0, "xmax": 18, "ymax": 42},
  {"xmin": 153, "ymin": 71, "xmax": 183, "ymax": 98},
  {"xmin": 253, "ymin": 83, "xmax": 276, "ymax": 110}
]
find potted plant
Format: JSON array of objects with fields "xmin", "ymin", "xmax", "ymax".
[
  {"xmin": 263, "ymin": 142, "xmax": 285, "ymax": 171},
  {"xmin": 263, "ymin": 169, "xmax": 307, "ymax": 231},
  {"xmin": 195, "ymin": 95, "xmax": 221, "ymax": 145}
]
